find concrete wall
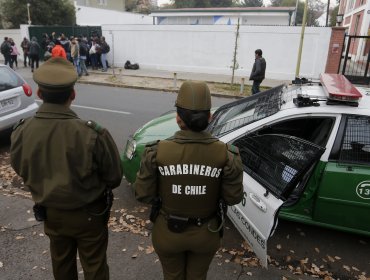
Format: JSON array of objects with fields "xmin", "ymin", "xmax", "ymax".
[
  {"xmin": 102, "ymin": 25, "xmax": 331, "ymax": 80},
  {"xmin": 0, "ymin": 29, "xmax": 22, "ymax": 46},
  {"xmin": 76, "ymin": 5, "xmax": 153, "ymax": 25}
]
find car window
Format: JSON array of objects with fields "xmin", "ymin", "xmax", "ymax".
[
  {"xmin": 338, "ymin": 115, "xmax": 370, "ymax": 166},
  {"xmin": 207, "ymin": 84, "xmax": 285, "ymax": 137},
  {"xmin": 253, "ymin": 117, "xmax": 335, "ymax": 147},
  {"xmin": 0, "ymin": 67, "xmax": 22, "ymax": 92},
  {"xmin": 232, "ymin": 134, "xmax": 325, "ymax": 200}
]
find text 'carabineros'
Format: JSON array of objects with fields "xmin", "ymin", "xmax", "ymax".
[{"xmin": 158, "ymin": 164, "xmax": 222, "ymax": 178}]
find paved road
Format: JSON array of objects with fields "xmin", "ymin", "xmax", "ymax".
[
  {"xmin": 0, "ymin": 68, "xmax": 369, "ymax": 280},
  {"xmin": 21, "ymin": 67, "xmax": 234, "ymax": 150}
]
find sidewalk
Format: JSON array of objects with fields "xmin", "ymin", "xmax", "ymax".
[
  {"xmin": 0, "ymin": 187, "xmax": 314, "ymax": 280},
  {"xmin": 78, "ymin": 67, "xmax": 289, "ymax": 97},
  {"xmin": 1, "ymin": 58, "xmax": 289, "ymax": 96}
]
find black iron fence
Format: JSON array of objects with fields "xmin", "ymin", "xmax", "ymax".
[
  {"xmin": 340, "ymin": 35, "xmax": 370, "ymax": 85},
  {"xmin": 28, "ymin": 25, "xmax": 102, "ymax": 60}
]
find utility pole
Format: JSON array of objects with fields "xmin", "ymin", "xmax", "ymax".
[
  {"xmin": 27, "ymin": 3, "xmax": 31, "ymax": 25},
  {"xmin": 326, "ymin": 0, "xmax": 330, "ymax": 26},
  {"xmin": 295, "ymin": 0, "xmax": 308, "ymax": 78},
  {"xmin": 293, "ymin": 0, "xmax": 299, "ymax": 25}
]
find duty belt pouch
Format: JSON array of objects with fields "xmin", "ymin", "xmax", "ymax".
[
  {"xmin": 167, "ymin": 215, "xmax": 189, "ymax": 233},
  {"xmin": 149, "ymin": 197, "xmax": 162, "ymax": 223},
  {"xmin": 33, "ymin": 204, "xmax": 47, "ymax": 222}
]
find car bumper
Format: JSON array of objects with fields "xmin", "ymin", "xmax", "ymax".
[{"xmin": 0, "ymin": 102, "xmax": 38, "ymax": 132}]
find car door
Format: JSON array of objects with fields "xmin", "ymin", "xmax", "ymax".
[
  {"xmin": 227, "ymin": 134, "xmax": 325, "ymax": 267},
  {"xmin": 314, "ymin": 115, "xmax": 370, "ymax": 235}
]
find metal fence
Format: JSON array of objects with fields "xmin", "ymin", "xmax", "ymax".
[{"xmin": 341, "ymin": 35, "xmax": 370, "ymax": 85}]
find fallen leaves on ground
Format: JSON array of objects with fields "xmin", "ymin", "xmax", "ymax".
[
  {"xmin": 1, "ymin": 151, "xmax": 369, "ymax": 280},
  {"xmin": 108, "ymin": 207, "xmax": 150, "ymax": 236}
]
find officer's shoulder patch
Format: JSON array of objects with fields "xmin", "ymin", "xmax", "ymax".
[
  {"xmin": 13, "ymin": 119, "xmax": 25, "ymax": 131},
  {"xmin": 85, "ymin": 120, "xmax": 105, "ymax": 134},
  {"xmin": 227, "ymin": 143, "xmax": 239, "ymax": 155}
]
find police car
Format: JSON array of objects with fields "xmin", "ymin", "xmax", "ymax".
[{"xmin": 122, "ymin": 74, "xmax": 370, "ymax": 267}]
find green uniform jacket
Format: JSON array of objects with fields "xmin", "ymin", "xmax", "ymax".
[
  {"xmin": 135, "ymin": 130, "xmax": 243, "ymax": 218},
  {"xmin": 10, "ymin": 103, "xmax": 123, "ymax": 209}
]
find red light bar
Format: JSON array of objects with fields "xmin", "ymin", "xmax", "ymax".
[{"xmin": 320, "ymin": 73, "xmax": 362, "ymax": 103}]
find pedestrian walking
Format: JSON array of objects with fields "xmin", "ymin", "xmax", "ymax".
[
  {"xmin": 10, "ymin": 57, "xmax": 123, "ymax": 280},
  {"xmin": 10, "ymin": 39, "xmax": 21, "ymax": 69},
  {"xmin": 135, "ymin": 81, "xmax": 244, "ymax": 280},
  {"xmin": 20, "ymin": 37, "xmax": 31, "ymax": 67},
  {"xmin": 249, "ymin": 49, "xmax": 266, "ymax": 95},
  {"xmin": 29, "ymin": 37, "xmax": 40, "ymax": 72},
  {"xmin": 1, "ymin": 37, "xmax": 12, "ymax": 68}
]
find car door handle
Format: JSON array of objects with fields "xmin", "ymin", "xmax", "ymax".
[{"xmin": 249, "ymin": 193, "xmax": 267, "ymax": 212}]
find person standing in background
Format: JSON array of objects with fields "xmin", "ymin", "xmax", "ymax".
[
  {"xmin": 51, "ymin": 40, "xmax": 67, "ymax": 59},
  {"xmin": 1, "ymin": 37, "xmax": 12, "ymax": 68},
  {"xmin": 70, "ymin": 37, "xmax": 81, "ymax": 76},
  {"xmin": 99, "ymin": 36, "xmax": 109, "ymax": 72},
  {"xmin": 29, "ymin": 36, "xmax": 40, "ymax": 72},
  {"xmin": 20, "ymin": 37, "xmax": 30, "ymax": 67},
  {"xmin": 10, "ymin": 39, "xmax": 20, "ymax": 69},
  {"xmin": 78, "ymin": 38, "xmax": 89, "ymax": 76},
  {"xmin": 249, "ymin": 49, "xmax": 266, "ymax": 95},
  {"xmin": 89, "ymin": 38, "xmax": 99, "ymax": 70}
]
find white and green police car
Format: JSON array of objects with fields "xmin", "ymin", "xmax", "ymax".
[{"xmin": 122, "ymin": 74, "xmax": 370, "ymax": 266}]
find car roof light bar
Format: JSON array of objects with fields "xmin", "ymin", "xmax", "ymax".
[{"xmin": 320, "ymin": 74, "xmax": 362, "ymax": 106}]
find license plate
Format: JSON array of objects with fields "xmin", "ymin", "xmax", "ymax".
[{"xmin": 0, "ymin": 98, "xmax": 16, "ymax": 111}]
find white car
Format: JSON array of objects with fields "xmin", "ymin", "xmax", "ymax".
[{"xmin": 0, "ymin": 65, "xmax": 38, "ymax": 135}]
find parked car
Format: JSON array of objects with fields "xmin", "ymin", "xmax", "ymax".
[
  {"xmin": 121, "ymin": 74, "xmax": 370, "ymax": 267},
  {"xmin": 0, "ymin": 65, "xmax": 38, "ymax": 136}
]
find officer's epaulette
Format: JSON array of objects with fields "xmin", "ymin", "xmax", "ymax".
[
  {"xmin": 85, "ymin": 120, "xmax": 105, "ymax": 134},
  {"xmin": 145, "ymin": 140, "xmax": 159, "ymax": 148},
  {"xmin": 226, "ymin": 143, "xmax": 239, "ymax": 155},
  {"xmin": 13, "ymin": 118, "xmax": 25, "ymax": 130}
]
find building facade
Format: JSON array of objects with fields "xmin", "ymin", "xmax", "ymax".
[
  {"xmin": 338, "ymin": 0, "xmax": 370, "ymax": 60},
  {"xmin": 73, "ymin": 0, "xmax": 125, "ymax": 11},
  {"xmin": 150, "ymin": 7, "xmax": 296, "ymax": 26}
]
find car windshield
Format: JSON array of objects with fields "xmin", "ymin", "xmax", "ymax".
[{"xmin": 207, "ymin": 84, "xmax": 286, "ymax": 137}]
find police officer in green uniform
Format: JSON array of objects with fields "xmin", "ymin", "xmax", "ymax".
[
  {"xmin": 135, "ymin": 81, "xmax": 243, "ymax": 280},
  {"xmin": 10, "ymin": 57, "xmax": 123, "ymax": 280}
]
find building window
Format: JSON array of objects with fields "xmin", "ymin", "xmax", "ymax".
[
  {"xmin": 354, "ymin": 15, "xmax": 361, "ymax": 35},
  {"xmin": 98, "ymin": 0, "xmax": 107, "ymax": 5},
  {"xmin": 346, "ymin": 0, "xmax": 355, "ymax": 12}
]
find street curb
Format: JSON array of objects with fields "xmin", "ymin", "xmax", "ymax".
[{"xmin": 77, "ymin": 77, "xmax": 245, "ymax": 99}]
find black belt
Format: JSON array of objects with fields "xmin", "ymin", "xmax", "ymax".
[{"xmin": 160, "ymin": 210, "xmax": 216, "ymax": 227}]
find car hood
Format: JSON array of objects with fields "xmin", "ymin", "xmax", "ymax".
[{"xmin": 133, "ymin": 110, "xmax": 178, "ymax": 144}]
